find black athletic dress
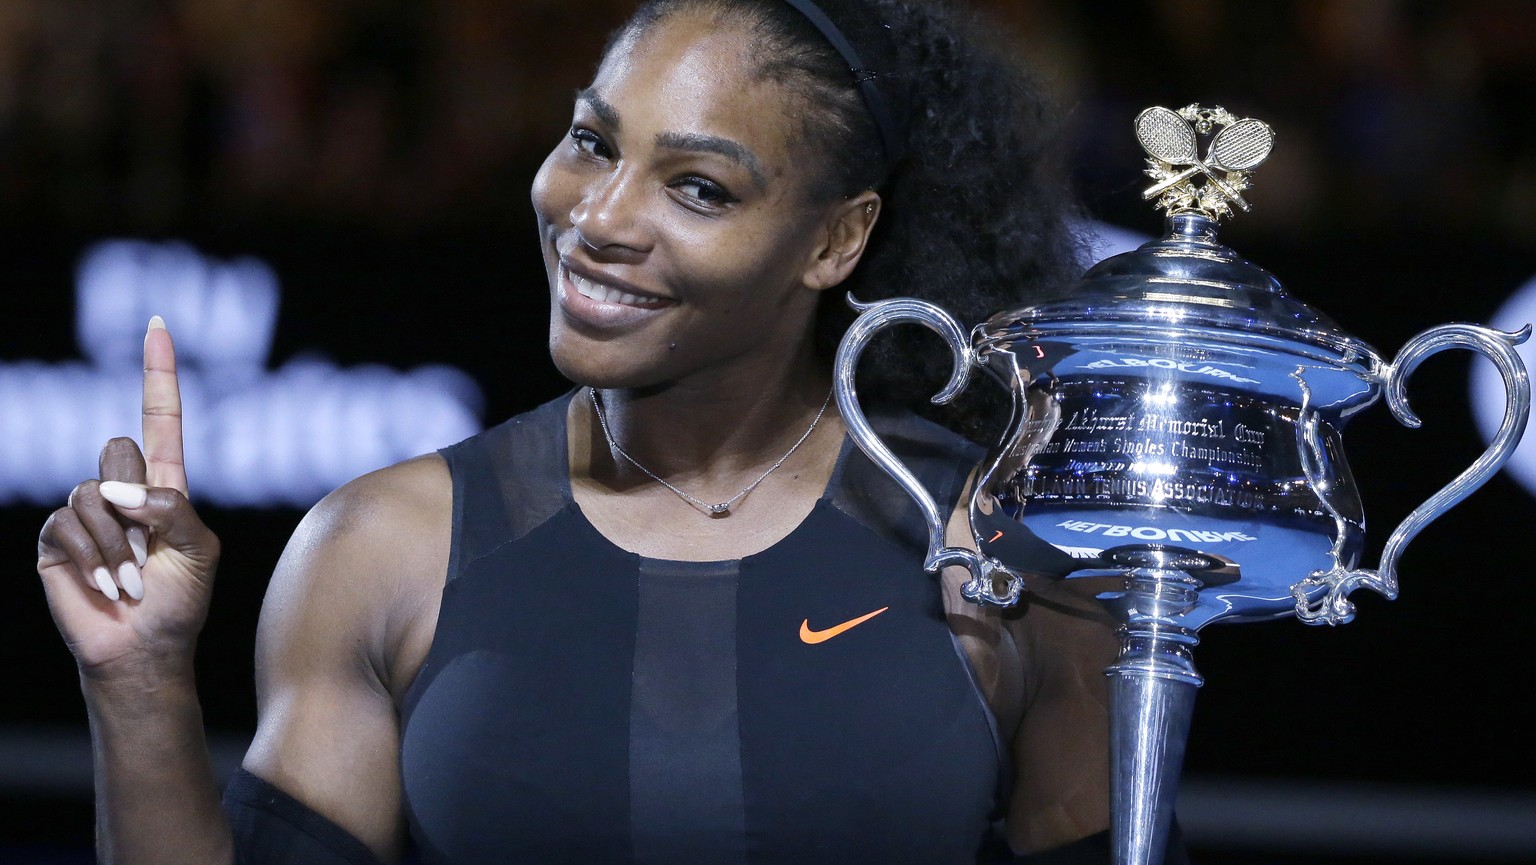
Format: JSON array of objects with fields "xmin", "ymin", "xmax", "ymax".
[
  {"xmin": 224, "ymin": 395, "xmax": 1188, "ymax": 863},
  {"xmin": 396, "ymin": 394, "xmax": 1004, "ymax": 864}
]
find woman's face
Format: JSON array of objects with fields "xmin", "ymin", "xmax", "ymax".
[{"xmin": 531, "ymin": 10, "xmax": 865, "ymax": 392}]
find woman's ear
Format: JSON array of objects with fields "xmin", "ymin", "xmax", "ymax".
[{"xmin": 802, "ymin": 191, "xmax": 881, "ymax": 291}]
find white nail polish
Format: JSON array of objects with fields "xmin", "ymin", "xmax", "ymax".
[
  {"xmin": 93, "ymin": 567, "xmax": 120, "ymax": 601},
  {"xmin": 126, "ymin": 526, "xmax": 148, "ymax": 567},
  {"xmin": 99, "ymin": 481, "xmax": 148, "ymax": 509},
  {"xmin": 119, "ymin": 562, "xmax": 144, "ymax": 601}
]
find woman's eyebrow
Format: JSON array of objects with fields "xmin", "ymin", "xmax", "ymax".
[
  {"xmin": 654, "ymin": 131, "xmax": 767, "ymax": 190},
  {"xmin": 576, "ymin": 87, "xmax": 621, "ymax": 131}
]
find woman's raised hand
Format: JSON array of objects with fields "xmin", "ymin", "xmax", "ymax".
[{"xmin": 36, "ymin": 317, "xmax": 222, "ymax": 677}]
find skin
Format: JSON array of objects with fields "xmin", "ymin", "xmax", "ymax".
[
  {"xmin": 35, "ymin": 9, "xmax": 1114, "ymax": 862},
  {"xmin": 533, "ymin": 14, "xmax": 881, "ymax": 559}
]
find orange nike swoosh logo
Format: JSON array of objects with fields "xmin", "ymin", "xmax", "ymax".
[{"xmin": 799, "ymin": 607, "xmax": 890, "ymax": 644}]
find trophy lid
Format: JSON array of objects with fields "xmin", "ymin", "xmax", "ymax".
[{"xmin": 988, "ymin": 105, "xmax": 1382, "ymax": 372}]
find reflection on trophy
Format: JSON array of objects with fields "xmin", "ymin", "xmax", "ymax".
[{"xmin": 834, "ymin": 103, "xmax": 1532, "ymax": 865}]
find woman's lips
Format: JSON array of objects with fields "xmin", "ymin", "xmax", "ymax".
[
  {"xmin": 567, "ymin": 266, "xmax": 668, "ymax": 307},
  {"xmin": 557, "ymin": 264, "xmax": 675, "ymax": 328}
]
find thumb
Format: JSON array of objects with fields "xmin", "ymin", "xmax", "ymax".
[{"xmin": 98, "ymin": 481, "xmax": 217, "ymax": 556}]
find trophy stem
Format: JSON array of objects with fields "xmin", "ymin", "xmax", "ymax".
[{"xmin": 1105, "ymin": 567, "xmax": 1204, "ymax": 865}]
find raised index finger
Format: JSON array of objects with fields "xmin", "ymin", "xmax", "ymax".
[{"xmin": 142, "ymin": 315, "xmax": 188, "ymax": 495}]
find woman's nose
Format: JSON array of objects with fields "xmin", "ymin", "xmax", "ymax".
[{"xmin": 570, "ymin": 168, "xmax": 652, "ymax": 255}]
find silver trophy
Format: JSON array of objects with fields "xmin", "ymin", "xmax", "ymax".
[{"xmin": 833, "ymin": 104, "xmax": 1532, "ymax": 865}]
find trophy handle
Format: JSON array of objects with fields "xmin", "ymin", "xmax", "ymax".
[
  {"xmin": 1296, "ymin": 323, "xmax": 1532, "ymax": 625},
  {"xmin": 832, "ymin": 295, "xmax": 1024, "ymax": 606}
]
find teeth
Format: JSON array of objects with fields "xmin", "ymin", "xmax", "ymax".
[{"xmin": 568, "ymin": 269, "xmax": 666, "ymax": 308}]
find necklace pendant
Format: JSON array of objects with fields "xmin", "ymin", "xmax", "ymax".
[{"xmin": 590, "ymin": 387, "xmax": 832, "ymax": 520}]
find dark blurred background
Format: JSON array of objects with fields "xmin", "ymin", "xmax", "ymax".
[{"xmin": 3, "ymin": 1, "xmax": 1534, "ymax": 863}]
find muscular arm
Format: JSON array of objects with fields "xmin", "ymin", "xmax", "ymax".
[
  {"xmin": 937, "ymin": 475, "xmax": 1120, "ymax": 855},
  {"xmin": 43, "ymin": 321, "xmax": 451, "ymax": 863},
  {"xmin": 1004, "ymin": 579, "xmax": 1120, "ymax": 853},
  {"xmin": 240, "ymin": 454, "xmax": 451, "ymax": 862}
]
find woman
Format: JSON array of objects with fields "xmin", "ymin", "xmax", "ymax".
[{"xmin": 36, "ymin": 0, "xmax": 1181, "ymax": 862}]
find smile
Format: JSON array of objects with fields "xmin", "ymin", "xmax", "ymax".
[
  {"xmin": 556, "ymin": 262, "xmax": 675, "ymax": 330},
  {"xmin": 564, "ymin": 265, "xmax": 669, "ymax": 308}
]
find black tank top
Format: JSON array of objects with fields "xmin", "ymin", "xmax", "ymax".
[{"xmin": 399, "ymin": 394, "xmax": 1004, "ymax": 864}]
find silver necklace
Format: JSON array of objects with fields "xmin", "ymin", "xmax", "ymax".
[{"xmin": 589, "ymin": 387, "xmax": 834, "ymax": 517}]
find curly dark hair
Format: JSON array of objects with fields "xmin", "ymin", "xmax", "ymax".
[{"xmin": 614, "ymin": 0, "xmax": 1085, "ymax": 442}]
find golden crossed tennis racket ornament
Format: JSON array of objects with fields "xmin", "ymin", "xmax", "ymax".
[{"xmin": 1136, "ymin": 104, "xmax": 1274, "ymax": 218}]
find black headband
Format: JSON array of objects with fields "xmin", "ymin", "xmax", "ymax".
[{"xmin": 782, "ymin": 0, "xmax": 907, "ymax": 166}]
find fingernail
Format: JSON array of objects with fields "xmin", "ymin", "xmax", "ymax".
[
  {"xmin": 99, "ymin": 481, "xmax": 148, "ymax": 509},
  {"xmin": 92, "ymin": 566, "xmax": 120, "ymax": 601},
  {"xmin": 148, "ymin": 315, "xmax": 166, "ymax": 331},
  {"xmin": 126, "ymin": 526, "xmax": 148, "ymax": 567},
  {"xmin": 118, "ymin": 562, "xmax": 144, "ymax": 601}
]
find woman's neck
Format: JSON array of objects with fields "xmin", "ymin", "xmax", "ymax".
[
  {"xmin": 568, "ymin": 354, "xmax": 848, "ymax": 555},
  {"xmin": 578, "ymin": 358, "xmax": 841, "ymax": 493}
]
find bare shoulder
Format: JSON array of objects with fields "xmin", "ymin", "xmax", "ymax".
[
  {"xmin": 280, "ymin": 453, "xmax": 452, "ymax": 577},
  {"xmin": 242, "ymin": 453, "xmax": 453, "ymax": 860},
  {"xmin": 260, "ymin": 452, "xmax": 453, "ymax": 691}
]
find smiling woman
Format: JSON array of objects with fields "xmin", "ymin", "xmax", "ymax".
[
  {"xmin": 32, "ymin": 1, "xmax": 1169, "ymax": 864},
  {"xmin": 536, "ymin": 12, "xmax": 855, "ymax": 397}
]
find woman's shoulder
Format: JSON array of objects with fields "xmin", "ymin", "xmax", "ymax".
[
  {"xmin": 257, "ymin": 453, "xmax": 454, "ymax": 699},
  {"xmin": 266, "ymin": 454, "xmax": 453, "ymax": 632},
  {"xmin": 243, "ymin": 452, "xmax": 456, "ymax": 850},
  {"xmin": 856, "ymin": 402, "xmax": 986, "ymax": 493},
  {"xmin": 872, "ymin": 403, "xmax": 985, "ymax": 458},
  {"xmin": 295, "ymin": 393, "xmax": 571, "ymax": 569},
  {"xmin": 300, "ymin": 453, "xmax": 453, "ymax": 554}
]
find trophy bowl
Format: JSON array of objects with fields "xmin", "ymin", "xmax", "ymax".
[{"xmin": 833, "ymin": 104, "xmax": 1531, "ymax": 865}]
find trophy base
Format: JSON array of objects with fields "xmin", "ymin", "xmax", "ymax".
[{"xmin": 1101, "ymin": 546, "xmax": 1210, "ymax": 865}]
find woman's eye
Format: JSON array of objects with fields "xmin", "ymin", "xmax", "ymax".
[
  {"xmin": 673, "ymin": 177, "xmax": 737, "ymax": 207},
  {"xmin": 569, "ymin": 127, "xmax": 611, "ymax": 159}
]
